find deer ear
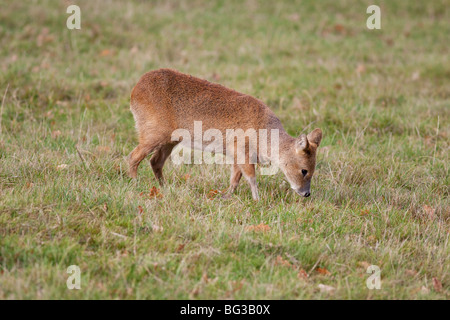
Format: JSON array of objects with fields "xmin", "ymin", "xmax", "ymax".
[
  {"xmin": 307, "ymin": 128, "xmax": 322, "ymax": 147},
  {"xmin": 295, "ymin": 134, "xmax": 309, "ymax": 153}
]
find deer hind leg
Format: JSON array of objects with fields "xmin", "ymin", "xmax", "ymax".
[
  {"xmin": 223, "ymin": 164, "xmax": 243, "ymax": 199},
  {"xmin": 239, "ymin": 163, "xmax": 259, "ymax": 200},
  {"xmin": 229, "ymin": 164, "xmax": 243, "ymax": 193},
  {"xmin": 128, "ymin": 102, "xmax": 174, "ymax": 180},
  {"xmin": 150, "ymin": 143, "xmax": 176, "ymax": 186},
  {"xmin": 128, "ymin": 121, "xmax": 172, "ymax": 179},
  {"xmin": 128, "ymin": 141, "xmax": 159, "ymax": 178}
]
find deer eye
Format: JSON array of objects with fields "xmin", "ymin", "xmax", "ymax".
[{"xmin": 301, "ymin": 169, "xmax": 308, "ymax": 177}]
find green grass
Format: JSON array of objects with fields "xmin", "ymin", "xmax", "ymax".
[{"xmin": 0, "ymin": 0, "xmax": 448, "ymax": 299}]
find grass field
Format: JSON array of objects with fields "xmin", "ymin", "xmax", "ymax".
[{"xmin": 0, "ymin": 0, "xmax": 448, "ymax": 299}]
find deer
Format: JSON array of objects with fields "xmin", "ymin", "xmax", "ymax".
[{"xmin": 128, "ymin": 69, "xmax": 322, "ymax": 200}]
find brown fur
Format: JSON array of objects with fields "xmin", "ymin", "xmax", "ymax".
[{"xmin": 129, "ymin": 68, "xmax": 322, "ymax": 200}]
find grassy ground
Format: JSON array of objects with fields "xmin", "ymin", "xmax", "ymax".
[{"xmin": 0, "ymin": 0, "xmax": 448, "ymax": 299}]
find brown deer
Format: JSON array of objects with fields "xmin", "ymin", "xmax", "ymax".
[{"xmin": 128, "ymin": 69, "xmax": 322, "ymax": 200}]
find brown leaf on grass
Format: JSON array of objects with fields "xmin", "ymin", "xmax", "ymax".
[
  {"xmin": 100, "ymin": 49, "xmax": 113, "ymax": 57},
  {"xmin": 316, "ymin": 267, "xmax": 331, "ymax": 276},
  {"xmin": 422, "ymin": 205, "xmax": 436, "ymax": 220},
  {"xmin": 26, "ymin": 182, "xmax": 34, "ymax": 189},
  {"xmin": 334, "ymin": 24, "xmax": 345, "ymax": 34},
  {"xmin": 139, "ymin": 186, "xmax": 163, "ymax": 198},
  {"xmin": 183, "ymin": 173, "xmax": 191, "ymax": 181},
  {"xmin": 246, "ymin": 223, "xmax": 271, "ymax": 232},
  {"xmin": 207, "ymin": 189, "xmax": 220, "ymax": 199},
  {"xmin": 275, "ymin": 255, "xmax": 292, "ymax": 268},
  {"xmin": 360, "ymin": 210, "xmax": 370, "ymax": 216},
  {"xmin": 334, "ymin": 83, "xmax": 342, "ymax": 90},
  {"xmin": 137, "ymin": 205, "xmax": 144, "ymax": 215},
  {"xmin": 140, "ymin": 187, "xmax": 163, "ymax": 199},
  {"xmin": 176, "ymin": 243, "xmax": 186, "ymax": 252},
  {"xmin": 297, "ymin": 269, "xmax": 308, "ymax": 280},
  {"xmin": 149, "ymin": 186, "xmax": 163, "ymax": 198},
  {"xmin": 432, "ymin": 277, "xmax": 442, "ymax": 292}
]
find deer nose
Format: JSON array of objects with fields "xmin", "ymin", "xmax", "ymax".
[{"xmin": 294, "ymin": 188, "xmax": 311, "ymax": 198}]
